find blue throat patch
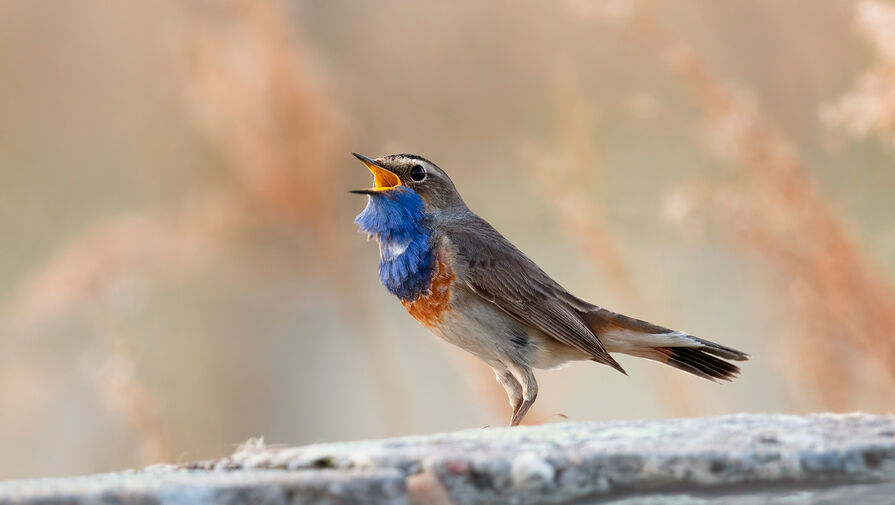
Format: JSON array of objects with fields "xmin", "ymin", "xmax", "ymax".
[{"xmin": 355, "ymin": 187, "xmax": 434, "ymax": 301}]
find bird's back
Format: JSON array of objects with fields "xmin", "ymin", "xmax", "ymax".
[{"xmin": 436, "ymin": 212, "xmax": 747, "ymax": 379}]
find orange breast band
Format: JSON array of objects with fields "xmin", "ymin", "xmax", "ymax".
[{"xmin": 402, "ymin": 259, "xmax": 456, "ymax": 327}]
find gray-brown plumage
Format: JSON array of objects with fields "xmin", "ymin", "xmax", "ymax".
[
  {"xmin": 445, "ymin": 216, "xmax": 625, "ymax": 373},
  {"xmin": 352, "ymin": 153, "xmax": 749, "ymax": 426}
]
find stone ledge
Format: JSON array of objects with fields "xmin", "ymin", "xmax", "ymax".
[{"xmin": 1, "ymin": 414, "xmax": 894, "ymax": 504}]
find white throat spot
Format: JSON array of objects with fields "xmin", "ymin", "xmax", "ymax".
[{"xmin": 380, "ymin": 238, "xmax": 411, "ymax": 260}]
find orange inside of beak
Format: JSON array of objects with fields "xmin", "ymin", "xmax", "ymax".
[{"xmin": 365, "ymin": 162, "xmax": 402, "ymax": 191}]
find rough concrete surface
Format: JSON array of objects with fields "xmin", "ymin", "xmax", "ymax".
[{"xmin": 1, "ymin": 414, "xmax": 894, "ymax": 505}]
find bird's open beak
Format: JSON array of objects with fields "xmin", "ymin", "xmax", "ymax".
[{"xmin": 349, "ymin": 153, "xmax": 402, "ymax": 195}]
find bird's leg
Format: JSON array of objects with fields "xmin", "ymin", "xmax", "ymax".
[
  {"xmin": 494, "ymin": 368, "xmax": 523, "ymax": 419},
  {"xmin": 508, "ymin": 365, "xmax": 538, "ymax": 427}
]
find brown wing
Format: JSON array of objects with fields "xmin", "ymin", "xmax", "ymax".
[{"xmin": 445, "ymin": 217, "xmax": 625, "ymax": 374}]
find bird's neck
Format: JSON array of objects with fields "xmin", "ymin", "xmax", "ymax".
[{"xmin": 355, "ymin": 189, "xmax": 435, "ymax": 301}]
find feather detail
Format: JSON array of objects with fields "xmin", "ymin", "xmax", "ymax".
[{"xmin": 355, "ymin": 187, "xmax": 435, "ymax": 301}]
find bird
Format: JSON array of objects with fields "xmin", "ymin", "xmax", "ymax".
[{"xmin": 350, "ymin": 153, "xmax": 748, "ymax": 426}]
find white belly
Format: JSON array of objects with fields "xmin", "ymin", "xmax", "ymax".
[{"xmin": 424, "ymin": 286, "xmax": 590, "ymax": 370}]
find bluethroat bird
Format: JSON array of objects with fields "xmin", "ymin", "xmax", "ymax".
[{"xmin": 351, "ymin": 153, "xmax": 748, "ymax": 426}]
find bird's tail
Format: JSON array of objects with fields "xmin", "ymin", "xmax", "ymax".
[
  {"xmin": 582, "ymin": 307, "xmax": 749, "ymax": 382},
  {"xmin": 645, "ymin": 345, "xmax": 744, "ymax": 381}
]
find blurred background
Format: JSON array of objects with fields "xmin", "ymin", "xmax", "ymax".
[{"xmin": 1, "ymin": 0, "xmax": 894, "ymax": 479}]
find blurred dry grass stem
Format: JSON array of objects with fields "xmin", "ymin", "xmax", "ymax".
[
  {"xmin": 0, "ymin": 194, "xmax": 238, "ymax": 465},
  {"xmin": 521, "ymin": 69, "xmax": 698, "ymax": 417},
  {"xmin": 522, "ymin": 71, "xmax": 640, "ymax": 305},
  {"xmin": 185, "ymin": 0, "xmax": 339, "ymax": 230},
  {"xmin": 0, "ymin": 0, "xmax": 410, "ymax": 459},
  {"xmin": 185, "ymin": 0, "xmax": 438, "ymax": 430},
  {"xmin": 95, "ymin": 318, "xmax": 172, "ymax": 464},
  {"xmin": 596, "ymin": 1, "xmax": 895, "ymax": 409},
  {"xmin": 675, "ymin": 45, "xmax": 895, "ymax": 411},
  {"xmin": 1, "ymin": 193, "xmax": 239, "ymax": 336}
]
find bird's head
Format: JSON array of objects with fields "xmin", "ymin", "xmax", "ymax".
[{"xmin": 350, "ymin": 153, "xmax": 464, "ymax": 212}]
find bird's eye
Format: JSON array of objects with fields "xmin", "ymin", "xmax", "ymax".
[{"xmin": 409, "ymin": 165, "xmax": 426, "ymax": 182}]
